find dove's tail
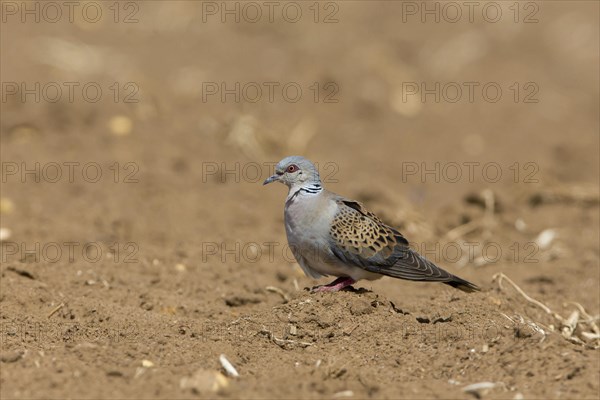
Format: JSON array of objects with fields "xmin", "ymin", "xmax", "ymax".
[
  {"xmin": 444, "ymin": 276, "xmax": 480, "ymax": 293},
  {"xmin": 333, "ymin": 245, "xmax": 482, "ymax": 293}
]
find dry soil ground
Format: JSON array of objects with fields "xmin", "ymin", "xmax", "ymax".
[{"xmin": 1, "ymin": 1, "xmax": 599, "ymax": 399}]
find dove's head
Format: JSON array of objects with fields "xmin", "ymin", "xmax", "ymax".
[{"xmin": 263, "ymin": 156, "xmax": 321, "ymax": 189}]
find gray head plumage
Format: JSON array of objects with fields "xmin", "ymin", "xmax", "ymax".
[{"xmin": 263, "ymin": 156, "xmax": 321, "ymax": 188}]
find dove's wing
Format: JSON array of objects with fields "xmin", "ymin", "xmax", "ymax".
[{"xmin": 328, "ymin": 198, "xmax": 479, "ymax": 292}]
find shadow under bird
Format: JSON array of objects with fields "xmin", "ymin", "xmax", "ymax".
[{"xmin": 263, "ymin": 156, "xmax": 480, "ymax": 293}]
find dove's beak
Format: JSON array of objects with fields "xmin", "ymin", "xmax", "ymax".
[{"xmin": 263, "ymin": 174, "xmax": 279, "ymax": 185}]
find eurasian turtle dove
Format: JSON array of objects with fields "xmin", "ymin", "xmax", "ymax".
[{"xmin": 264, "ymin": 156, "xmax": 480, "ymax": 293}]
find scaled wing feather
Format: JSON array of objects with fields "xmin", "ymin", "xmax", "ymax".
[{"xmin": 329, "ymin": 198, "xmax": 456, "ymax": 282}]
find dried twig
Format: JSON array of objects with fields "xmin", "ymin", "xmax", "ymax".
[
  {"xmin": 47, "ymin": 303, "xmax": 64, "ymax": 319},
  {"xmin": 258, "ymin": 327, "xmax": 313, "ymax": 349},
  {"xmin": 493, "ymin": 273, "xmax": 554, "ymax": 316},
  {"xmin": 494, "ymin": 273, "xmax": 599, "ymax": 348},
  {"xmin": 566, "ymin": 302, "xmax": 600, "ymax": 334},
  {"xmin": 561, "ymin": 311, "xmax": 579, "ymax": 339},
  {"xmin": 265, "ymin": 286, "xmax": 290, "ymax": 303}
]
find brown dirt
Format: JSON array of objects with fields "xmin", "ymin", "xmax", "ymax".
[{"xmin": 1, "ymin": 2, "xmax": 599, "ymax": 399}]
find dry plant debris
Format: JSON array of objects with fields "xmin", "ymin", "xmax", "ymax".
[{"xmin": 493, "ymin": 273, "xmax": 599, "ymax": 348}]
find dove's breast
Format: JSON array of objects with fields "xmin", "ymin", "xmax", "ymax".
[
  {"xmin": 285, "ymin": 192, "xmax": 336, "ymax": 235},
  {"xmin": 284, "ymin": 191, "xmax": 381, "ymax": 281}
]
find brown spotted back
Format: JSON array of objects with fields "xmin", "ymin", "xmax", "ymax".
[{"xmin": 329, "ymin": 199, "xmax": 402, "ymax": 258}]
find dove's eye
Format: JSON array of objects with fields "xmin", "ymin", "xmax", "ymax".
[{"xmin": 287, "ymin": 165, "xmax": 299, "ymax": 173}]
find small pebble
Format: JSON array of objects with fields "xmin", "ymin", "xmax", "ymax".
[
  {"xmin": 0, "ymin": 228, "xmax": 11, "ymax": 241},
  {"xmin": 1, "ymin": 350, "xmax": 24, "ymax": 363},
  {"xmin": 0, "ymin": 198, "xmax": 14, "ymax": 214},
  {"xmin": 108, "ymin": 115, "xmax": 133, "ymax": 136},
  {"xmin": 333, "ymin": 390, "xmax": 354, "ymax": 398},
  {"xmin": 515, "ymin": 218, "xmax": 527, "ymax": 232},
  {"xmin": 535, "ymin": 229, "xmax": 557, "ymax": 250},
  {"xmin": 180, "ymin": 369, "xmax": 229, "ymax": 393}
]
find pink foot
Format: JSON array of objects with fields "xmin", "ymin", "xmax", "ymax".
[{"xmin": 312, "ymin": 277, "xmax": 356, "ymax": 293}]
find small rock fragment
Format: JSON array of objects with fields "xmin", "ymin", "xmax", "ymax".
[
  {"xmin": 350, "ymin": 300, "xmax": 373, "ymax": 316},
  {"xmin": 0, "ymin": 228, "xmax": 11, "ymax": 241},
  {"xmin": 333, "ymin": 390, "xmax": 354, "ymax": 398},
  {"xmin": 0, "ymin": 198, "xmax": 14, "ymax": 214},
  {"xmin": 0, "ymin": 350, "xmax": 24, "ymax": 363},
  {"xmin": 180, "ymin": 369, "xmax": 229, "ymax": 393},
  {"xmin": 515, "ymin": 218, "xmax": 527, "ymax": 232},
  {"xmin": 535, "ymin": 229, "xmax": 556, "ymax": 250},
  {"xmin": 108, "ymin": 115, "xmax": 133, "ymax": 136},
  {"xmin": 462, "ymin": 381, "xmax": 503, "ymax": 397},
  {"xmin": 219, "ymin": 354, "xmax": 239, "ymax": 378},
  {"xmin": 224, "ymin": 295, "xmax": 261, "ymax": 307}
]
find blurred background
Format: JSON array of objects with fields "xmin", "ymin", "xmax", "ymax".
[
  {"xmin": 2, "ymin": 1, "xmax": 598, "ymax": 251},
  {"xmin": 1, "ymin": 1, "xmax": 599, "ymax": 399}
]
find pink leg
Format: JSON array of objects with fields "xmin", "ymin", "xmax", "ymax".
[{"xmin": 312, "ymin": 277, "xmax": 356, "ymax": 293}]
